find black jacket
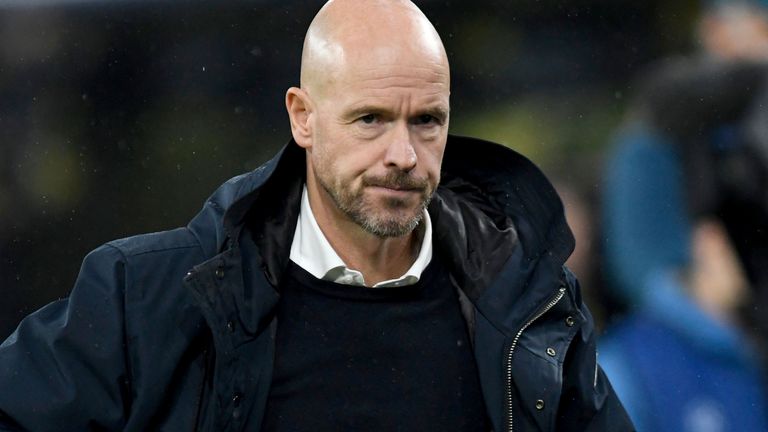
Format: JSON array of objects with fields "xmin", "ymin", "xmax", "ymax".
[{"xmin": 0, "ymin": 135, "xmax": 633, "ymax": 431}]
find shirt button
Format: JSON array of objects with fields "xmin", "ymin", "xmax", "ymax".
[
  {"xmin": 546, "ymin": 347, "xmax": 556, "ymax": 357},
  {"xmin": 565, "ymin": 316, "xmax": 575, "ymax": 327},
  {"xmin": 226, "ymin": 321, "xmax": 235, "ymax": 333},
  {"xmin": 535, "ymin": 399, "xmax": 545, "ymax": 410},
  {"xmin": 215, "ymin": 267, "xmax": 225, "ymax": 279}
]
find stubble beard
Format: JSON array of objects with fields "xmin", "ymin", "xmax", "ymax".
[{"xmin": 317, "ymin": 170, "xmax": 434, "ymax": 238}]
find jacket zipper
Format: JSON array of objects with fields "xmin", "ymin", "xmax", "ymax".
[{"xmin": 505, "ymin": 286, "xmax": 566, "ymax": 432}]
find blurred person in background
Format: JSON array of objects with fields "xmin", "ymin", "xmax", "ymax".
[
  {"xmin": 0, "ymin": 1, "xmax": 633, "ymax": 431},
  {"xmin": 599, "ymin": 0, "xmax": 768, "ymax": 430}
]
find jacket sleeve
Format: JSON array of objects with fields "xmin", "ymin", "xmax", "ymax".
[
  {"xmin": 0, "ymin": 244, "xmax": 131, "ymax": 432},
  {"xmin": 556, "ymin": 270, "xmax": 636, "ymax": 432}
]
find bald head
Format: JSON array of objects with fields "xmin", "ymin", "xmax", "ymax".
[{"xmin": 300, "ymin": 0, "xmax": 449, "ymax": 97}]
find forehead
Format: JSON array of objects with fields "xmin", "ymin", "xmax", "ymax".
[
  {"xmin": 354, "ymin": 62, "xmax": 447, "ymax": 89},
  {"xmin": 324, "ymin": 55, "xmax": 450, "ymax": 105}
]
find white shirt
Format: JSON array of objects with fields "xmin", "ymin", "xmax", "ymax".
[{"xmin": 289, "ymin": 186, "xmax": 433, "ymax": 287}]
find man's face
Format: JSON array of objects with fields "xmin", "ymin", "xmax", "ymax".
[{"xmin": 308, "ymin": 59, "xmax": 450, "ymax": 238}]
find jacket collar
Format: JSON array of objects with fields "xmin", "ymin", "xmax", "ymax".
[
  {"xmin": 191, "ymin": 134, "xmax": 574, "ymax": 335},
  {"xmin": 435, "ymin": 135, "xmax": 575, "ymax": 334},
  {"xmin": 214, "ymin": 134, "xmax": 573, "ymax": 265}
]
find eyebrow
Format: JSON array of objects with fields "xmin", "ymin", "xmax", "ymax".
[
  {"xmin": 342, "ymin": 104, "xmax": 450, "ymax": 122},
  {"xmin": 342, "ymin": 105, "xmax": 391, "ymax": 121}
]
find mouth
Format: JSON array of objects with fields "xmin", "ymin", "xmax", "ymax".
[
  {"xmin": 369, "ymin": 185, "xmax": 420, "ymax": 195},
  {"xmin": 362, "ymin": 173, "xmax": 429, "ymax": 199},
  {"xmin": 371, "ymin": 184, "xmax": 420, "ymax": 192}
]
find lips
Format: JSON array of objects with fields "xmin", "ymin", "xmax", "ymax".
[
  {"xmin": 363, "ymin": 176, "xmax": 428, "ymax": 192},
  {"xmin": 369, "ymin": 185, "xmax": 419, "ymax": 195},
  {"xmin": 371, "ymin": 184, "xmax": 420, "ymax": 192}
]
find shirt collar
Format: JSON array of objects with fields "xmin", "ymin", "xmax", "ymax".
[{"xmin": 289, "ymin": 186, "xmax": 432, "ymax": 287}]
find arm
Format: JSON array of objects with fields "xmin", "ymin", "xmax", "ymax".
[{"xmin": 0, "ymin": 244, "xmax": 131, "ymax": 431}]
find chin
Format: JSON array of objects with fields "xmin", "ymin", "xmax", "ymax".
[{"xmin": 368, "ymin": 209, "xmax": 424, "ymax": 237}]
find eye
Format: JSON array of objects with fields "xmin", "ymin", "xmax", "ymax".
[
  {"xmin": 359, "ymin": 114, "xmax": 377, "ymax": 124},
  {"xmin": 414, "ymin": 114, "xmax": 438, "ymax": 125}
]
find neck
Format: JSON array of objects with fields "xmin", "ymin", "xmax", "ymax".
[{"xmin": 306, "ymin": 180, "xmax": 420, "ymax": 286}]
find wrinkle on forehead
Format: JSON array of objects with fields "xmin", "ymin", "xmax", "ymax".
[
  {"xmin": 355, "ymin": 66, "xmax": 450, "ymax": 85},
  {"xmin": 300, "ymin": 0, "xmax": 449, "ymax": 99}
]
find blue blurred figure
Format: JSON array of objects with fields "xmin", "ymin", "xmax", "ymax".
[{"xmin": 599, "ymin": 1, "xmax": 768, "ymax": 430}]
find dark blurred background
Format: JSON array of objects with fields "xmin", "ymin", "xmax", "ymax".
[{"xmin": 0, "ymin": 0, "xmax": 699, "ymax": 339}]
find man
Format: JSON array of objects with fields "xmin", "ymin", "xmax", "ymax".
[{"xmin": 0, "ymin": 1, "xmax": 632, "ymax": 431}]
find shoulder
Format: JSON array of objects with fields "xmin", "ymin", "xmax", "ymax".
[
  {"xmin": 86, "ymin": 228, "xmax": 206, "ymax": 285},
  {"xmin": 106, "ymin": 227, "xmax": 201, "ymax": 259},
  {"xmin": 92, "ymin": 228, "xmax": 207, "ymax": 303},
  {"xmin": 97, "ymin": 229, "xmax": 211, "ymax": 376}
]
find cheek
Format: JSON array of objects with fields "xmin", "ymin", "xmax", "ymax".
[
  {"xmin": 311, "ymin": 128, "xmax": 345, "ymax": 173},
  {"xmin": 313, "ymin": 142, "xmax": 371, "ymax": 186},
  {"xmin": 419, "ymin": 140, "xmax": 446, "ymax": 179}
]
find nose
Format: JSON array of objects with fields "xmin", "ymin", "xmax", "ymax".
[{"xmin": 383, "ymin": 123, "xmax": 417, "ymax": 172}]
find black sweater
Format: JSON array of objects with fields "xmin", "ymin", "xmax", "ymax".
[{"xmin": 261, "ymin": 257, "xmax": 489, "ymax": 431}]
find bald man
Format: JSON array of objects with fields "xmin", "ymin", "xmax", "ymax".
[{"xmin": 0, "ymin": 1, "xmax": 633, "ymax": 431}]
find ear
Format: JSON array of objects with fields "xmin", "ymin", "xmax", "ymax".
[{"xmin": 286, "ymin": 87, "xmax": 314, "ymax": 149}]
